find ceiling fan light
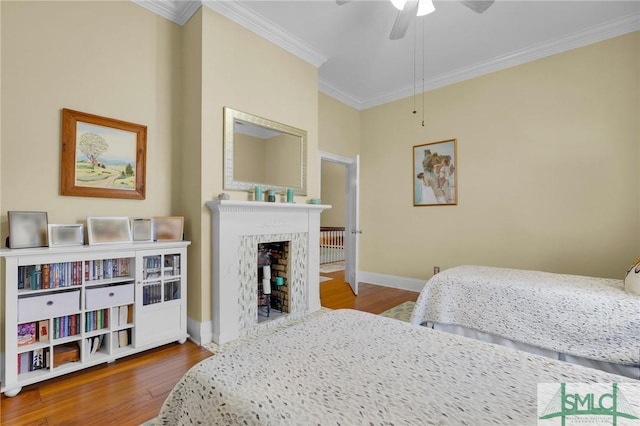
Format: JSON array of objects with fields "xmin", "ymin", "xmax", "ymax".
[
  {"xmin": 416, "ymin": 0, "xmax": 435, "ymax": 16},
  {"xmin": 390, "ymin": 0, "xmax": 406, "ymax": 11}
]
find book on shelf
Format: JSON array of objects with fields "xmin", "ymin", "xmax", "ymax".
[
  {"xmin": 85, "ymin": 258, "xmax": 131, "ymax": 282},
  {"xmin": 32, "ymin": 348, "xmax": 45, "ymax": 370},
  {"xmin": 17, "ymin": 348, "xmax": 50, "ymax": 373},
  {"xmin": 17, "ymin": 322, "xmax": 36, "ymax": 346},
  {"xmin": 86, "ymin": 335, "xmax": 105, "ymax": 355},
  {"xmin": 117, "ymin": 305, "xmax": 128, "ymax": 326},
  {"xmin": 53, "ymin": 314, "xmax": 80, "ymax": 338},
  {"xmin": 17, "ymin": 262, "xmax": 83, "ymax": 290},
  {"xmin": 118, "ymin": 329, "xmax": 131, "ymax": 347},
  {"xmin": 38, "ymin": 320, "xmax": 49, "ymax": 342}
]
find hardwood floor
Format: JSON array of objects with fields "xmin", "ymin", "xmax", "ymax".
[
  {"xmin": 1, "ymin": 342, "xmax": 212, "ymax": 425},
  {"xmin": 1, "ymin": 272, "xmax": 418, "ymax": 425},
  {"xmin": 320, "ymin": 270, "xmax": 419, "ymax": 313}
]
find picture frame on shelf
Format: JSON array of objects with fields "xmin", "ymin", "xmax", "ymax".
[
  {"xmin": 8, "ymin": 211, "xmax": 49, "ymax": 249},
  {"xmin": 61, "ymin": 108, "xmax": 147, "ymax": 200},
  {"xmin": 87, "ymin": 216, "xmax": 132, "ymax": 245},
  {"xmin": 131, "ymin": 218, "xmax": 153, "ymax": 242},
  {"xmin": 413, "ymin": 138, "xmax": 458, "ymax": 206},
  {"xmin": 153, "ymin": 216, "xmax": 184, "ymax": 241},
  {"xmin": 48, "ymin": 224, "xmax": 84, "ymax": 247}
]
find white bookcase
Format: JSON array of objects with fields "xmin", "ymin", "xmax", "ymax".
[{"xmin": 0, "ymin": 241, "xmax": 190, "ymax": 397}]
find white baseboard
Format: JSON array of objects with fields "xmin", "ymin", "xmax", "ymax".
[
  {"xmin": 187, "ymin": 316, "xmax": 212, "ymax": 346},
  {"xmin": 358, "ymin": 271, "xmax": 425, "ymax": 293}
]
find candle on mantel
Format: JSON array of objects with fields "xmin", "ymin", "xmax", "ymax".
[
  {"xmin": 262, "ymin": 278, "xmax": 271, "ymax": 295},
  {"xmin": 262, "ymin": 265, "xmax": 271, "ymax": 280}
]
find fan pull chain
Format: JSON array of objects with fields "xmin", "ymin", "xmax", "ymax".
[
  {"xmin": 412, "ymin": 23, "xmax": 417, "ymax": 115},
  {"xmin": 421, "ymin": 17, "xmax": 425, "ymax": 126}
]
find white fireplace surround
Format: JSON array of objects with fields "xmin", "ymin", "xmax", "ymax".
[{"xmin": 206, "ymin": 200, "xmax": 329, "ymax": 344}]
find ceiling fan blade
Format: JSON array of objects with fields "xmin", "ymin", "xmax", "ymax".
[
  {"xmin": 336, "ymin": 0, "xmax": 351, "ymax": 5},
  {"xmin": 459, "ymin": 0, "xmax": 495, "ymax": 13},
  {"xmin": 389, "ymin": 0, "xmax": 419, "ymax": 40}
]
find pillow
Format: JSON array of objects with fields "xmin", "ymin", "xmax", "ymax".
[{"xmin": 624, "ymin": 258, "xmax": 640, "ymax": 295}]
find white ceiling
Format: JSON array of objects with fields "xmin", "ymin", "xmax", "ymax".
[{"xmin": 135, "ymin": 0, "xmax": 640, "ymax": 110}]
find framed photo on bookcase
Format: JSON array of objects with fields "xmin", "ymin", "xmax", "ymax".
[
  {"xmin": 153, "ymin": 216, "xmax": 184, "ymax": 241},
  {"xmin": 8, "ymin": 211, "xmax": 49, "ymax": 249},
  {"xmin": 131, "ymin": 218, "xmax": 153, "ymax": 242},
  {"xmin": 48, "ymin": 224, "xmax": 84, "ymax": 247},
  {"xmin": 87, "ymin": 217, "xmax": 132, "ymax": 245}
]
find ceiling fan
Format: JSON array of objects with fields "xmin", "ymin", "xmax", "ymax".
[{"xmin": 337, "ymin": 0, "xmax": 495, "ymax": 40}]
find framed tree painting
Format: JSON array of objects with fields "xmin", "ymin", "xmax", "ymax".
[
  {"xmin": 61, "ymin": 108, "xmax": 147, "ymax": 200},
  {"xmin": 413, "ymin": 139, "xmax": 457, "ymax": 206}
]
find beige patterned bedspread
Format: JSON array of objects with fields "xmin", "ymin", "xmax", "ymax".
[
  {"xmin": 159, "ymin": 309, "xmax": 639, "ymax": 425},
  {"xmin": 411, "ymin": 265, "xmax": 640, "ymax": 366}
]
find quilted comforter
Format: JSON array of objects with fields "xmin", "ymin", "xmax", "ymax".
[
  {"xmin": 410, "ymin": 265, "xmax": 640, "ymax": 366},
  {"xmin": 159, "ymin": 309, "xmax": 638, "ymax": 425}
]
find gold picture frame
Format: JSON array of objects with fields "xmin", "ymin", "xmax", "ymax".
[
  {"xmin": 61, "ymin": 108, "xmax": 147, "ymax": 200},
  {"xmin": 413, "ymin": 139, "xmax": 458, "ymax": 206}
]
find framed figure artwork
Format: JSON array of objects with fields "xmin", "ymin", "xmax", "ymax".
[{"xmin": 413, "ymin": 139, "xmax": 457, "ymax": 206}]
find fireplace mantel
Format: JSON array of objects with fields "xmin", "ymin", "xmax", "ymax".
[{"xmin": 206, "ymin": 200, "xmax": 330, "ymax": 344}]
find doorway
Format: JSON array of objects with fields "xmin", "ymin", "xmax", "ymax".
[{"xmin": 319, "ymin": 152, "xmax": 360, "ymax": 295}]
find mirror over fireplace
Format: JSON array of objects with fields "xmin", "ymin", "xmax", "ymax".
[{"xmin": 223, "ymin": 107, "xmax": 307, "ymax": 196}]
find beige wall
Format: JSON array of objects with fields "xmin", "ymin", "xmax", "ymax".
[
  {"xmin": 1, "ymin": 1, "xmax": 181, "ymax": 224},
  {"xmin": 320, "ymin": 161, "xmax": 346, "ymax": 227},
  {"xmin": 318, "ymin": 93, "xmax": 361, "ymax": 227},
  {"xmin": 193, "ymin": 6, "xmax": 319, "ymax": 325},
  {"xmin": 179, "ymin": 9, "xmax": 205, "ymax": 329},
  {"xmin": 319, "ymin": 93, "xmax": 360, "ymax": 158},
  {"xmin": 360, "ymin": 32, "xmax": 640, "ymax": 280}
]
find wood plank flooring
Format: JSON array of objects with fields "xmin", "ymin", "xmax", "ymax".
[
  {"xmin": 1, "ymin": 271, "xmax": 418, "ymax": 425},
  {"xmin": 320, "ymin": 270, "xmax": 419, "ymax": 313}
]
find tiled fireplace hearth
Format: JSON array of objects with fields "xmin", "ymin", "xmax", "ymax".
[{"xmin": 206, "ymin": 200, "xmax": 329, "ymax": 344}]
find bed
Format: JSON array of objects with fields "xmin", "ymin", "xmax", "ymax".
[
  {"xmin": 410, "ymin": 265, "xmax": 640, "ymax": 379},
  {"xmin": 159, "ymin": 309, "xmax": 639, "ymax": 425}
]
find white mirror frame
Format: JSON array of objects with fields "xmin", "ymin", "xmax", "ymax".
[{"xmin": 223, "ymin": 107, "xmax": 307, "ymax": 196}]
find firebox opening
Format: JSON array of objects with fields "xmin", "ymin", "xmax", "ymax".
[{"xmin": 257, "ymin": 241, "xmax": 290, "ymax": 323}]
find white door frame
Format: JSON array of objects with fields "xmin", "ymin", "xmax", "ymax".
[{"xmin": 319, "ymin": 151, "xmax": 360, "ymax": 295}]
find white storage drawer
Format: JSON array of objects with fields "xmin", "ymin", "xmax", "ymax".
[
  {"xmin": 86, "ymin": 283, "xmax": 134, "ymax": 310},
  {"xmin": 18, "ymin": 290, "xmax": 80, "ymax": 323}
]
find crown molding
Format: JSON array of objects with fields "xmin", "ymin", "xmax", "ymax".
[
  {"xmin": 201, "ymin": 1, "xmax": 328, "ymax": 68},
  {"xmin": 132, "ymin": 0, "xmax": 201, "ymax": 26},
  {"xmin": 353, "ymin": 13, "xmax": 640, "ymax": 110},
  {"xmin": 133, "ymin": 1, "xmax": 327, "ymax": 67}
]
